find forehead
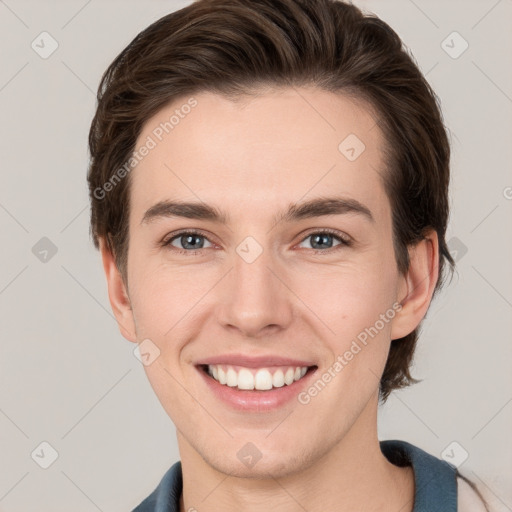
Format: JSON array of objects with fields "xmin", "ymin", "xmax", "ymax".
[{"xmin": 129, "ymin": 87, "xmax": 389, "ymax": 224}]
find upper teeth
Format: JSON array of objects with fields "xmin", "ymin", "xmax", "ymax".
[{"xmin": 208, "ymin": 365, "xmax": 308, "ymax": 390}]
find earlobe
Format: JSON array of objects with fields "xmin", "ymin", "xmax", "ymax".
[
  {"xmin": 99, "ymin": 237, "xmax": 137, "ymax": 343},
  {"xmin": 390, "ymin": 230, "xmax": 439, "ymax": 340}
]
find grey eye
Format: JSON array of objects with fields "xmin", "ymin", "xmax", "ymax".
[
  {"xmin": 298, "ymin": 232, "xmax": 343, "ymax": 250},
  {"xmin": 169, "ymin": 233, "xmax": 213, "ymax": 250}
]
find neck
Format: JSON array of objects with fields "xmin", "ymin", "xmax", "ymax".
[{"xmin": 177, "ymin": 396, "xmax": 414, "ymax": 512}]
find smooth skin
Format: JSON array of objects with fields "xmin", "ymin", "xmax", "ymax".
[{"xmin": 100, "ymin": 87, "xmax": 439, "ymax": 512}]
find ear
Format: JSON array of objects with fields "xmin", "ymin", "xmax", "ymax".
[
  {"xmin": 390, "ymin": 229, "xmax": 439, "ymax": 340},
  {"xmin": 99, "ymin": 237, "xmax": 137, "ymax": 343}
]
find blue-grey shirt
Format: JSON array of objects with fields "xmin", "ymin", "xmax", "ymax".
[{"xmin": 132, "ymin": 440, "xmax": 457, "ymax": 511}]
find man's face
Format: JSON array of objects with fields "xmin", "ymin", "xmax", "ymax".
[{"xmin": 124, "ymin": 87, "xmax": 405, "ymax": 477}]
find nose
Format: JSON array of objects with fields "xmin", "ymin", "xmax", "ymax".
[{"xmin": 216, "ymin": 242, "xmax": 294, "ymax": 339}]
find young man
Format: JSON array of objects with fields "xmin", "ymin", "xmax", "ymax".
[{"xmin": 87, "ymin": 0, "xmax": 489, "ymax": 510}]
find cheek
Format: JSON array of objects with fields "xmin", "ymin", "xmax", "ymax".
[
  {"xmin": 129, "ymin": 269, "xmax": 194, "ymax": 338},
  {"xmin": 292, "ymin": 256, "xmax": 399, "ymax": 396},
  {"xmin": 127, "ymin": 254, "xmax": 224, "ymax": 359},
  {"xmin": 295, "ymin": 259, "xmax": 398, "ymax": 335}
]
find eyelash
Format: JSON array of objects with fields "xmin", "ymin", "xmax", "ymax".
[{"xmin": 160, "ymin": 228, "xmax": 352, "ymax": 256}]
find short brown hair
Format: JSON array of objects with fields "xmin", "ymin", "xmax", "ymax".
[{"xmin": 87, "ymin": 0, "xmax": 455, "ymax": 401}]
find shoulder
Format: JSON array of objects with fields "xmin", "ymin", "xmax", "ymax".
[
  {"xmin": 381, "ymin": 439, "xmax": 457, "ymax": 510},
  {"xmin": 131, "ymin": 461, "xmax": 182, "ymax": 512},
  {"xmin": 381, "ymin": 440, "xmax": 489, "ymax": 511},
  {"xmin": 457, "ymin": 474, "xmax": 489, "ymax": 512}
]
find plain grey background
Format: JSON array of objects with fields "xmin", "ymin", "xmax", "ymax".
[{"xmin": 0, "ymin": 0, "xmax": 511, "ymax": 510}]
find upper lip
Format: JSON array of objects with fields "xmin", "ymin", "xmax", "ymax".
[{"xmin": 196, "ymin": 354, "xmax": 316, "ymax": 368}]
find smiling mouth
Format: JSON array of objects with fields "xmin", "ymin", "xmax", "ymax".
[{"xmin": 198, "ymin": 364, "xmax": 317, "ymax": 391}]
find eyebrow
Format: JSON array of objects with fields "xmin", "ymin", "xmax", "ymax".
[{"xmin": 140, "ymin": 196, "xmax": 374, "ymax": 226}]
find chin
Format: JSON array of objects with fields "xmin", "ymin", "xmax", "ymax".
[{"xmin": 200, "ymin": 440, "xmax": 322, "ymax": 480}]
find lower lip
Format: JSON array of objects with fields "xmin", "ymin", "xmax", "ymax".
[{"xmin": 197, "ymin": 366, "xmax": 317, "ymax": 412}]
